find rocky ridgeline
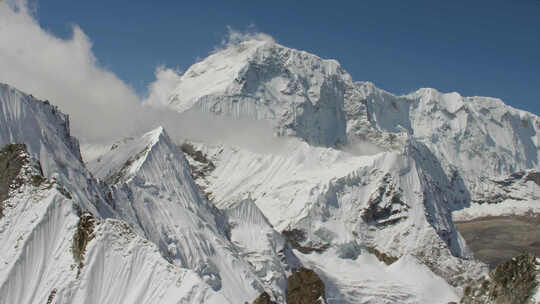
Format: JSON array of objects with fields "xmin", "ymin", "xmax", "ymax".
[
  {"xmin": 252, "ymin": 267, "xmax": 326, "ymax": 304},
  {"xmin": 460, "ymin": 253, "xmax": 539, "ymax": 304}
]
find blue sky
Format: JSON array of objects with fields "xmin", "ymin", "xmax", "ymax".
[{"xmin": 33, "ymin": 0, "xmax": 540, "ymax": 115}]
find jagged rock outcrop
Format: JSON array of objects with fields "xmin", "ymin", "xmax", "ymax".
[
  {"xmin": 461, "ymin": 253, "xmax": 539, "ymax": 304},
  {"xmin": 286, "ymin": 268, "xmax": 326, "ymax": 304},
  {"xmin": 252, "ymin": 292, "xmax": 278, "ymax": 304},
  {"xmin": 0, "ymin": 144, "xmax": 29, "ymax": 208},
  {"xmin": 72, "ymin": 211, "xmax": 96, "ymax": 278}
]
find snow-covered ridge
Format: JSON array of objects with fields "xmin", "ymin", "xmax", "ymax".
[
  {"xmin": 153, "ymin": 39, "xmax": 540, "ymax": 301},
  {"xmin": 0, "ymin": 84, "xmax": 244, "ymax": 303},
  {"xmin": 87, "ymin": 126, "xmax": 303, "ymax": 303},
  {"xmin": 193, "ymin": 137, "xmax": 487, "ymax": 297},
  {"xmin": 0, "ymin": 83, "xmax": 80, "ymax": 160},
  {"xmin": 0, "ymin": 83, "xmax": 114, "ymax": 217},
  {"xmin": 161, "ymin": 39, "xmax": 540, "ymax": 180},
  {"xmin": 453, "ymin": 170, "xmax": 540, "ymax": 221},
  {"xmin": 168, "ymin": 40, "xmax": 344, "ymax": 113},
  {"xmin": 0, "ymin": 141, "xmax": 225, "ymax": 304},
  {"xmin": 350, "ymin": 82, "xmax": 540, "ymax": 179}
]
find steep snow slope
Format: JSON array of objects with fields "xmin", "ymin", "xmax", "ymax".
[
  {"xmin": 0, "ymin": 83, "xmax": 113, "ymax": 217},
  {"xmin": 188, "ymin": 138, "xmax": 486, "ymax": 301},
  {"xmin": 0, "ymin": 145, "xmax": 226, "ymax": 304},
  {"xmin": 87, "ymin": 127, "xmax": 297, "ymax": 303},
  {"xmin": 224, "ymin": 199, "xmax": 300, "ymax": 303},
  {"xmin": 162, "ymin": 38, "xmax": 540, "ymax": 221},
  {"xmin": 0, "ymin": 84, "xmax": 238, "ymax": 303},
  {"xmin": 199, "ymin": 139, "xmax": 467, "ymax": 256},
  {"xmin": 154, "ymin": 39, "xmax": 530, "ymax": 300},
  {"xmin": 0, "ymin": 83, "xmax": 297, "ymax": 303},
  {"xmin": 349, "ymin": 82, "xmax": 540, "ymax": 180},
  {"xmin": 164, "ymin": 40, "xmax": 348, "ymax": 147},
  {"xmin": 4, "ymin": 35, "xmax": 539, "ymax": 303},
  {"xmin": 297, "ymin": 250, "xmax": 459, "ymax": 304},
  {"xmin": 157, "ymin": 40, "xmax": 540, "ymax": 231},
  {"xmin": 162, "ymin": 39, "xmax": 540, "ymax": 185}
]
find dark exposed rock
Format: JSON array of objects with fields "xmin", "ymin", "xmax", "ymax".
[
  {"xmin": 460, "ymin": 253, "xmax": 539, "ymax": 304},
  {"xmin": 0, "ymin": 144, "xmax": 29, "ymax": 207},
  {"xmin": 287, "ymin": 267, "xmax": 326, "ymax": 304},
  {"xmin": 365, "ymin": 246, "xmax": 399, "ymax": 265},
  {"xmin": 282, "ymin": 229, "xmax": 329, "ymax": 254},
  {"xmin": 0, "ymin": 143, "xmax": 68, "ymax": 218},
  {"xmin": 362, "ymin": 174, "xmax": 408, "ymax": 226},
  {"xmin": 474, "ymin": 170, "xmax": 540, "ymax": 205},
  {"xmin": 179, "ymin": 142, "xmax": 216, "ymax": 180},
  {"xmin": 0, "ymin": 143, "xmax": 50, "ymax": 216},
  {"xmin": 73, "ymin": 212, "xmax": 96, "ymax": 278},
  {"xmin": 179, "ymin": 142, "xmax": 217, "ymax": 201},
  {"xmin": 492, "ymin": 173, "xmax": 522, "ymax": 187},
  {"xmin": 472, "ymin": 193, "xmax": 525, "ymax": 205},
  {"xmin": 46, "ymin": 288, "xmax": 57, "ymax": 304},
  {"xmin": 252, "ymin": 292, "xmax": 277, "ymax": 304},
  {"xmin": 525, "ymin": 172, "xmax": 540, "ymax": 187}
]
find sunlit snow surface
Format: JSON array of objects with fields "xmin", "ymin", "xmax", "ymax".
[
  {"xmin": 2, "ymin": 37, "xmax": 540, "ymax": 304},
  {"xmin": 296, "ymin": 249, "xmax": 459, "ymax": 304},
  {"xmin": 0, "ymin": 85, "xmax": 229, "ymax": 304}
]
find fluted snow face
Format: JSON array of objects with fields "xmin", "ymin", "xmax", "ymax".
[
  {"xmin": 0, "ymin": 83, "xmax": 113, "ymax": 217},
  {"xmin": 0, "ymin": 148, "xmax": 226, "ymax": 304},
  {"xmin": 0, "ymin": 189, "xmax": 228, "ymax": 304},
  {"xmin": 166, "ymin": 41, "xmax": 348, "ymax": 147},
  {"xmin": 87, "ymin": 127, "xmax": 300, "ymax": 303}
]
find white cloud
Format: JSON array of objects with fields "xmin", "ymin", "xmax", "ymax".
[
  {"xmin": 143, "ymin": 66, "xmax": 182, "ymax": 107},
  {"xmin": 223, "ymin": 25, "xmax": 275, "ymax": 45},
  {"xmin": 0, "ymin": 3, "xmax": 288, "ymax": 154},
  {"xmin": 214, "ymin": 25, "xmax": 275, "ymax": 52},
  {"xmin": 154, "ymin": 108, "xmax": 292, "ymax": 154},
  {"xmin": 144, "ymin": 26, "xmax": 276, "ymax": 108},
  {"xmin": 0, "ymin": 1, "xmax": 144, "ymax": 141}
]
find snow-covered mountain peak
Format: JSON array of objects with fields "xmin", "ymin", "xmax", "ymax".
[
  {"xmin": 85, "ymin": 125, "xmax": 297, "ymax": 302},
  {"xmin": 226, "ymin": 198, "xmax": 274, "ymax": 227},
  {"xmin": 88, "ymin": 126, "xmax": 170, "ymax": 184},
  {"xmin": 167, "ymin": 39, "xmax": 345, "ymax": 113},
  {"xmin": 165, "ymin": 39, "xmax": 349, "ymax": 147}
]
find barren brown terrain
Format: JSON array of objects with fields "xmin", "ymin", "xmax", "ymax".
[{"xmin": 455, "ymin": 215, "xmax": 540, "ymax": 268}]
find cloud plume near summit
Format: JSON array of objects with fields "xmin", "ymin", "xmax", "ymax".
[{"xmin": 0, "ymin": 1, "xmax": 285, "ymax": 152}]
